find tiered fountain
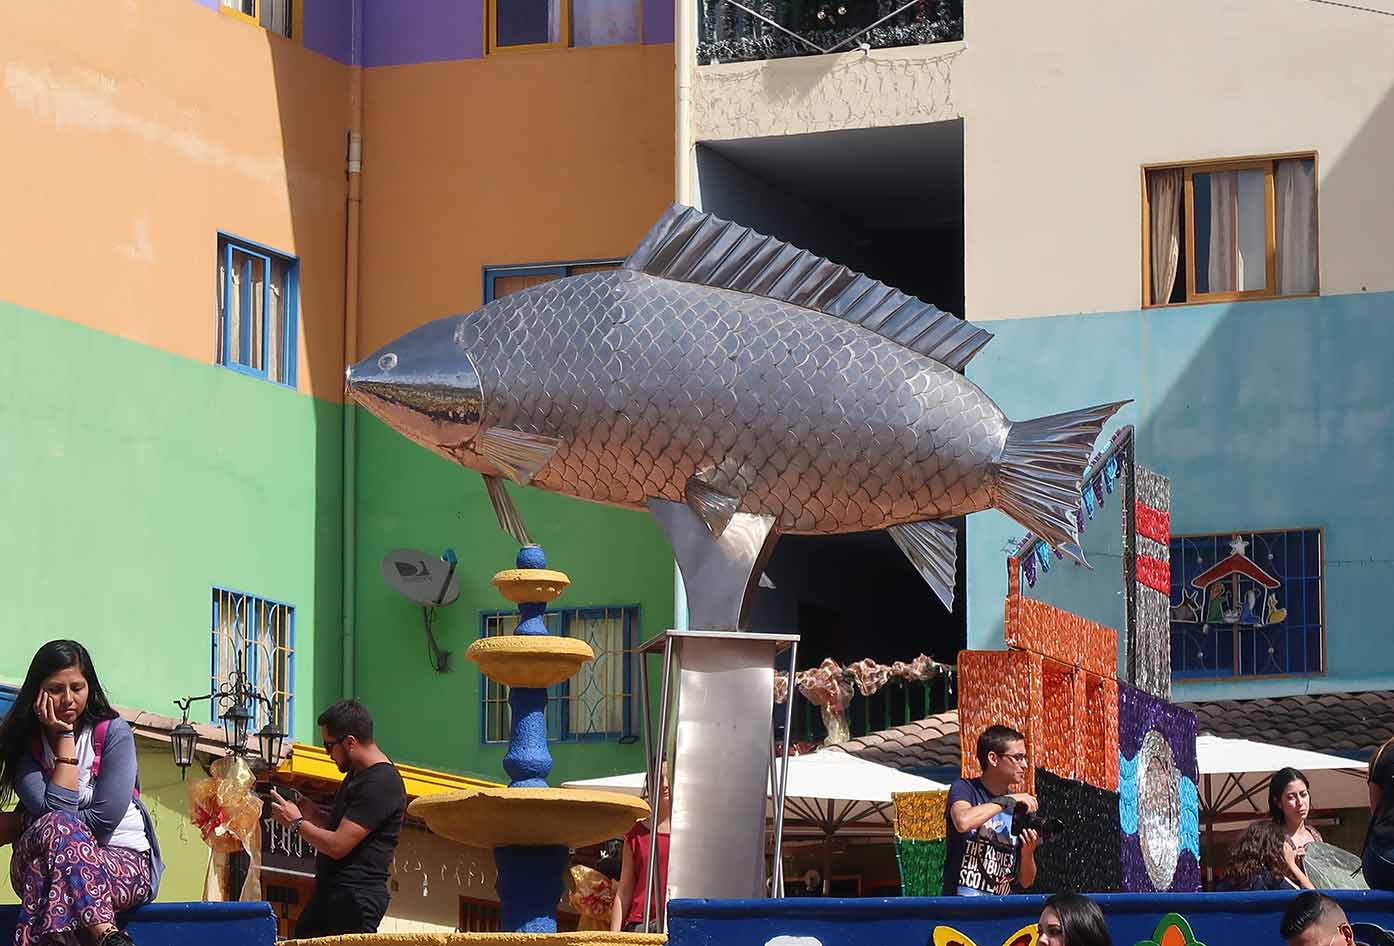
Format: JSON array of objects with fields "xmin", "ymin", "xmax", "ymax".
[{"xmin": 326, "ymin": 545, "xmax": 658, "ymax": 944}]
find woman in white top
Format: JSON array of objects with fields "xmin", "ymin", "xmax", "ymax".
[{"xmin": 0, "ymin": 640, "xmax": 162, "ymax": 946}]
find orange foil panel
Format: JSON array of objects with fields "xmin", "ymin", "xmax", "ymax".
[
  {"xmin": 1041, "ymin": 660, "xmax": 1078, "ymax": 780},
  {"xmin": 1007, "ymin": 596, "xmax": 1119, "ymax": 680},
  {"xmin": 957, "ymin": 649, "xmax": 1043, "ymax": 795},
  {"xmin": 1080, "ymin": 674, "xmax": 1120, "ymax": 791}
]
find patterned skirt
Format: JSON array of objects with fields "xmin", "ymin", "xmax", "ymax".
[{"xmin": 9, "ymin": 811, "xmax": 153, "ymax": 946}]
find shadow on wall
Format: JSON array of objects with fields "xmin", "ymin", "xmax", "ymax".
[{"xmin": 966, "ymin": 81, "xmax": 1394, "ymax": 692}]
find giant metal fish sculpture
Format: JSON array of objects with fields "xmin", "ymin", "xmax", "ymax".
[{"xmin": 347, "ymin": 205, "xmax": 1125, "ymax": 612}]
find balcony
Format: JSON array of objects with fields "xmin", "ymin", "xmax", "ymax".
[
  {"xmin": 698, "ymin": 0, "xmax": 962, "ymax": 65},
  {"xmin": 780, "ymin": 676, "xmax": 956, "ymax": 749}
]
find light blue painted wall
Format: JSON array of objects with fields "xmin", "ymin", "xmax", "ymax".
[{"xmin": 965, "ymin": 290, "xmax": 1394, "ymax": 702}]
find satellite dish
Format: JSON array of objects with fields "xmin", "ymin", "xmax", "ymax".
[
  {"xmin": 381, "ymin": 548, "xmax": 461, "ymax": 674},
  {"xmin": 381, "ymin": 548, "xmax": 461, "ymax": 607}
]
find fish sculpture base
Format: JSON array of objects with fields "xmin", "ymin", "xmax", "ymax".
[{"xmin": 648, "ymin": 499, "xmax": 777, "ymax": 630}]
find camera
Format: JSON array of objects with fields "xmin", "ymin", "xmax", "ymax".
[{"xmin": 1011, "ymin": 802, "xmax": 1063, "ymax": 840}]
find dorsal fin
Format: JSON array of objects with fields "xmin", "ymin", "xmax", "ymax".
[{"xmin": 624, "ymin": 204, "xmax": 993, "ymax": 371}]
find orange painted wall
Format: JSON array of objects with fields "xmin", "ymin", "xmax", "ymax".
[
  {"xmin": 357, "ymin": 44, "xmax": 676, "ymax": 352},
  {"xmin": 0, "ymin": 1, "xmax": 350, "ymax": 400}
]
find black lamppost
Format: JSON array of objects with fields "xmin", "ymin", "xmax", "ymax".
[{"xmin": 172, "ymin": 653, "xmax": 285, "ymax": 779}]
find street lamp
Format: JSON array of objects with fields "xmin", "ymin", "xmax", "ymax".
[{"xmin": 172, "ymin": 652, "xmax": 285, "ymax": 779}]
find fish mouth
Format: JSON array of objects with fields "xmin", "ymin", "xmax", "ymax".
[{"xmin": 346, "ymin": 331, "xmax": 484, "ymax": 448}]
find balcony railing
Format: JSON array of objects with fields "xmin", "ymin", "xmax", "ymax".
[
  {"xmin": 779, "ymin": 676, "xmax": 956, "ymax": 748},
  {"xmin": 698, "ymin": 0, "xmax": 962, "ymax": 65}
]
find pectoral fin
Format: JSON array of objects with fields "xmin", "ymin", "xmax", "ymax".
[
  {"xmin": 887, "ymin": 520, "xmax": 958, "ymax": 611},
  {"xmin": 477, "ymin": 427, "xmax": 562, "ymax": 485},
  {"xmin": 684, "ymin": 473, "xmax": 742, "ymax": 538},
  {"xmin": 483, "ymin": 474, "xmax": 533, "ymax": 546}
]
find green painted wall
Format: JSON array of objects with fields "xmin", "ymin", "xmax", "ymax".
[
  {"xmin": 0, "ymin": 300, "xmax": 344, "ymax": 745},
  {"xmin": 352, "ymin": 410, "xmax": 675, "ymax": 784}
]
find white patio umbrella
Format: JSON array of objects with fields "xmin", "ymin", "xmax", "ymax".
[
  {"xmin": 565, "ymin": 751, "xmax": 946, "ymax": 894},
  {"xmin": 1197, "ymin": 733, "xmax": 1370, "ymax": 818}
]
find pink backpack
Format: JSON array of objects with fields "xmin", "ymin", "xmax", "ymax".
[{"xmin": 31, "ymin": 719, "xmax": 140, "ymax": 799}]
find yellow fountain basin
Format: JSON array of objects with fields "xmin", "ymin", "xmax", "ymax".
[
  {"xmin": 492, "ymin": 568, "xmax": 571, "ymax": 604},
  {"xmin": 408, "ymin": 786, "xmax": 650, "ymax": 850},
  {"xmin": 285, "ymin": 933, "xmax": 665, "ymax": 945},
  {"xmin": 467, "ymin": 636, "xmax": 594, "ymax": 689}
]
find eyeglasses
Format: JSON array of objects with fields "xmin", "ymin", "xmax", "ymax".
[
  {"xmin": 323, "ymin": 736, "xmax": 345, "ymax": 753},
  {"xmin": 1001, "ymin": 752, "xmax": 1029, "ymax": 764}
]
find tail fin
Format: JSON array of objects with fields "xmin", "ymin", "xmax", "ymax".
[{"xmin": 993, "ymin": 401, "xmax": 1130, "ymax": 563}]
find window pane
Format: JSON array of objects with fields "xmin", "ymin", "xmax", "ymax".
[
  {"xmin": 493, "ymin": 272, "xmax": 560, "ymax": 299},
  {"xmin": 497, "ymin": 0, "xmax": 562, "ymax": 46},
  {"xmin": 573, "ymin": 0, "xmax": 639, "ymax": 46},
  {"xmin": 268, "ymin": 258, "xmax": 290, "ymax": 383},
  {"xmin": 1193, "ymin": 169, "xmax": 1267, "ymax": 294},
  {"xmin": 222, "ymin": 0, "xmax": 257, "ymax": 14},
  {"xmin": 261, "ymin": 0, "xmax": 293, "ymax": 37},
  {"xmin": 1275, "ymin": 158, "xmax": 1317, "ymax": 295}
]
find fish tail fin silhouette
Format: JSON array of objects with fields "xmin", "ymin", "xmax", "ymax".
[{"xmin": 993, "ymin": 401, "xmax": 1130, "ymax": 565}]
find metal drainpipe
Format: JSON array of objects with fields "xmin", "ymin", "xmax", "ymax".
[
  {"xmin": 673, "ymin": 0, "xmax": 695, "ymax": 632},
  {"xmin": 341, "ymin": 0, "xmax": 365, "ymax": 699}
]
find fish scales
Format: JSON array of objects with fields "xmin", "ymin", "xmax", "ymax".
[{"xmin": 458, "ymin": 269, "xmax": 1005, "ymax": 535}]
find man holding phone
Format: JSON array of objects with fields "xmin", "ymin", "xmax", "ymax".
[{"xmin": 268, "ymin": 699, "xmax": 406, "ymax": 938}]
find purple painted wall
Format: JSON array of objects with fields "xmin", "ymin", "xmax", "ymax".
[
  {"xmin": 303, "ymin": 0, "xmax": 356, "ymax": 64},
  {"xmin": 644, "ymin": 0, "xmax": 674, "ymax": 45},
  {"xmin": 188, "ymin": 0, "xmax": 669, "ymax": 67},
  {"xmin": 364, "ymin": 0, "xmax": 483, "ymax": 67}
]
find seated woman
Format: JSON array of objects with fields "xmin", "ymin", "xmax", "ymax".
[
  {"xmin": 0, "ymin": 640, "xmax": 163, "ymax": 946},
  {"xmin": 1222, "ymin": 819, "xmax": 1297, "ymax": 891},
  {"xmin": 1365, "ymin": 737, "xmax": 1394, "ymax": 891},
  {"xmin": 1037, "ymin": 892, "xmax": 1112, "ymax": 946},
  {"xmin": 1269, "ymin": 766, "xmax": 1321, "ymax": 889}
]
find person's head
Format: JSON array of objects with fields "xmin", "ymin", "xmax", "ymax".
[
  {"xmin": 1270, "ymin": 767, "xmax": 1313, "ymax": 827},
  {"xmin": 643, "ymin": 762, "xmax": 673, "ymax": 817},
  {"xmin": 317, "ymin": 699, "xmax": 376, "ymax": 773},
  {"xmin": 1280, "ymin": 892, "xmax": 1354, "ymax": 946},
  {"xmin": 1037, "ymin": 893, "xmax": 1112, "ymax": 946},
  {"xmin": 1225, "ymin": 819, "xmax": 1289, "ymax": 884},
  {"xmin": 0, "ymin": 640, "xmax": 117, "ymax": 804},
  {"xmin": 976, "ymin": 724, "xmax": 1028, "ymax": 789}
]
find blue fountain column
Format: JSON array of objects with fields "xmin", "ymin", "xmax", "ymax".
[{"xmin": 493, "ymin": 544, "xmax": 570, "ymax": 934}]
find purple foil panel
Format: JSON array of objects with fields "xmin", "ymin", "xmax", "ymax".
[
  {"xmin": 1122, "ymin": 840, "xmax": 1200, "ymax": 893},
  {"xmin": 1118, "ymin": 684, "xmax": 1197, "ymax": 780},
  {"xmin": 365, "ymin": 0, "xmax": 483, "ymax": 66}
]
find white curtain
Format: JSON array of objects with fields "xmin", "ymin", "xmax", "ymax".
[
  {"xmin": 573, "ymin": 0, "xmax": 640, "ymax": 46},
  {"xmin": 250, "ymin": 257, "xmax": 266, "ymax": 371},
  {"xmin": 570, "ymin": 612, "xmax": 626, "ymax": 735},
  {"xmin": 267, "ymin": 258, "xmax": 289, "ymax": 382},
  {"xmin": 1205, "ymin": 169, "xmax": 1266, "ymax": 294},
  {"xmin": 1206, "ymin": 172, "xmax": 1238, "ymax": 293},
  {"xmin": 1148, "ymin": 168, "xmax": 1182, "ymax": 305},
  {"xmin": 222, "ymin": 0, "xmax": 256, "ymax": 14},
  {"xmin": 1275, "ymin": 158, "xmax": 1318, "ymax": 295},
  {"xmin": 225, "ymin": 256, "xmax": 242, "ymax": 366},
  {"xmin": 261, "ymin": 0, "xmax": 292, "ymax": 37}
]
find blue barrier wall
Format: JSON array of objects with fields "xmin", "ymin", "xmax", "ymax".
[
  {"xmin": 669, "ymin": 892, "xmax": 1394, "ymax": 946},
  {"xmin": 0, "ymin": 902, "xmax": 277, "ymax": 946}
]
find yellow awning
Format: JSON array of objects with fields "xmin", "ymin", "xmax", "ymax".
[{"xmin": 274, "ymin": 743, "xmax": 501, "ymax": 799}]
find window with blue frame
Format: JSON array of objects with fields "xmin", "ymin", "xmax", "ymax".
[
  {"xmin": 483, "ymin": 260, "xmax": 622, "ymax": 304},
  {"xmin": 0, "ymin": 683, "xmax": 17, "ymax": 719},
  {"xmin": 1169, "ymin": 529, "xmax": 1323, "ymax": 679},
  {"xmin": 480, "ymin": 606, "xmax": 637, "ymax": 743},
  {"xmin": 212, "ymin": 588, "xmax": 295, "ymax": 732},
  {"xmin": 217, "ymin": 234, "xmax": 298, "ymax": 387}
]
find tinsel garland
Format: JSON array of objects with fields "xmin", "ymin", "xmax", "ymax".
[
  {"xmin": 697, "ymin": 0, "xmax": 962, "ymax": 64},
  {"xmin": 894, "ymin": 838, "xmax": 946, "ymax": 896}
]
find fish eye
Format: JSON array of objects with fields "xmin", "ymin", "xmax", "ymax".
[{"xmin": 378, "ymin": 353, "xmax": 398, "ymax": 371}]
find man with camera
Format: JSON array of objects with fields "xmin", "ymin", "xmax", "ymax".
[{"xmin": 942, "ymin": 725, "xmax": 1042, "ymax": 896}]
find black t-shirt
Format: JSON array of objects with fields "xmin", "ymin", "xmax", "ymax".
[
  {"xmin": 1370, "ymin": 746, "xmax": 1394, "ymax": 849},
  {"xmin": 316, "ymin": 761, "xmax": 407, "ymax": 895},
  {"xmin": 942, "ymin": 777, "xmax": 1021, "ymax": 896}
]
